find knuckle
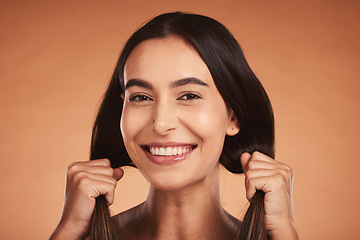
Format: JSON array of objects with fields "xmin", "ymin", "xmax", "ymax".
[
  {"xmin": 107, "ymin": 198, "xmax": 114, "ymax": 206},
  {"xmin": 77, "ymin": 176, "xmax": 91, "ymax": 190},
  {"xmin": 100, "ymin": 166, "xmax": 115, "ymax": 177},
  {"xmin": 103, "ymin": 182, "xmax": 116, "ymax": 196},
  {"xmin": 66, "ymin": 162, "xmax": 78, "ymax": 174},
  {"xmin": 91, "ymin": 158, "xmax": 110, "ymax": 166},
  {"xmin": 252, "ymin": 151, "xmax": 262, "ymax": 158},
  {"xmin": 72, "ymin": 171, "xmax": 85, "ymax": 182},
  {"xmin": 102, "ymin": 158, "xmax": 111, "ymax": 166},
  {"xmin": 109, "ymin": 177, "xmax": 117, "ymax": 186},
  {"xmin": 247, "ymin": 177, "xmax": 255, "ymax": 187},
  {"xmin": 106, "ymin": 192, "xmax": 115, "ymax": 205},
  {"xmin": 245, "ymin": 169, "xmax": 255, "ymax": 179},
  {"xmin": 247, "ymin": 160, "xmax": 255, "ymax": 169},
  {"xmin": 66, "ymin": 164, "xmax": 83, "ymax": 180},
  {"xmin": 273, "ymin": 173, "xmax": 286, "ymax": 186},
  {"xmin": 279, "ymin": 169, "xmax": 291, "ymax": 183},
  {"xmin": 282, "ymin": 163, "xmax": 292, "ymax": 173},
  {"xmin": 282, "ymin": 164, "xmax": 293, "ymax": 179},
  {"xmin": 287, "ymin": 165, "xmax": 294, "ymax": 177},
  {"xmin": 108, "ymin": 182, "xmax": 116, "ymax": 191},
  {"xmin": 279, "ymin": 169, "xmax": 288, "ymax": 178},
  {"xmin": 246, "ymin": 187, "xmax": 254, "ymax": 200},
  {"xmin": 107, "ymin": 167, "xmax": 115, "ymax": 176}
]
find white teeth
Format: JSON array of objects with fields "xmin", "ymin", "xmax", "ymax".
[
  {"xmin": 165, "ymin": 147, "xmax": 172, "ymax": 156},
  {"xmin": 178, "ymin": 147, "xmax": 183, "ymax": 155},
  {"xmin": 159, "ymin": 147, "xmax": 166, "ymax": 155},
  {"xmin": 148, "ymin": 146, "xmax": 193, "ymax": 156}
]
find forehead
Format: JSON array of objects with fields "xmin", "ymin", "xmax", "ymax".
[{"xmin": 123, "ymin": 36, "xmax": 213, "ymax": 84}]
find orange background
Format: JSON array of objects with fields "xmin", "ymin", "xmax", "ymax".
[{"xmin": 1, "ymin": 1, "xmax": 359, "ymax": 239}]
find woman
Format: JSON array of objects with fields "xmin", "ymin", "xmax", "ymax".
[{"xmin": 50, "ymin": 12, "xmax": 298, "ymax": 240}]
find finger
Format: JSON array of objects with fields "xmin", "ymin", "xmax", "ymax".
[
  {"xmin": 76, "ymin": 177, "xmax": 117, "ymax": 205},
  {"xmin": 251, "ymin": 151, "xmax": 283, "ymax": 165},
  {"xmin": 67, "ymin": 167, "xmax": 113, "ymax": 188},
  {"xmin": 96, "ymin": 181, "xmax": 117, "ymax": 206},
  {"xmin": 245, "ymin": 169, "xmax": 292, "ymax": 194},
  {"xmin": 71, "ymin": 171, "xmax": 118, "ymax": 187},
  {"xmin": 246, "ymin": 159, "xmax": 291, "ymax": 172},
  {"xmin": 113, "ymin": 168, "xmax": 124, "ymax": 181},
  {"xmin": 70, "ymin": 159, "xmax": 111, "ymax": 168},
  {"xmin": 67, "ymin": 160, "xmax": 114, "ymax": 180},
  {"xmin": 91, "ymin": 180, "xmax": 117, "ymax": 206},
  {"xmin": 241, "ymin": 152, "xmax": 281, "ymax": 172},
  {"xmin": 245, "ymin": 174, "xmax": 288, "ymax": 201},
  {"xmin": 74, "ymin": 165, "xmax": 115, "ymax": 176},
  {"xmin": 240, "ymin": 152, "xmax": 251, "ymax": 173}
]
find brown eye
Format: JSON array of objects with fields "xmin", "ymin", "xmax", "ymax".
[
  {"xmin": 178, "ymin": 93, "xmax": 201, "ymax": 101},
  {"xmin": 129, "ymin": 94, "xmax": 153, "ymax": 102}
]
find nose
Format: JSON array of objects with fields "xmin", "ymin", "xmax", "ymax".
[{"xmin": 152, "ymin": 99, "xmax": 177, "ymax": 135}]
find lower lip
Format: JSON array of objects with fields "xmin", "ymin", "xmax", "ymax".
[{"xmin": 142, "ymin": 147, "xmax": 196, "ymax": 165}]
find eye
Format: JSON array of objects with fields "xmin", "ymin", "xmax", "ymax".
[
  {"xmin": 129, "ymin": 94, "xmax": 153, "ymax": 102},
  {"xmin": 177, "ymin": 92, "xmax": 202, "ymax": 101}
]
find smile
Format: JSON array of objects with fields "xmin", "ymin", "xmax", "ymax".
[
  {"xmin": 148, "ymin": 146, "xmax": 195, "ymax": 156},
  {"xmin": 141, "ymin": 143, "xmax": 197, "ymax": 164}
]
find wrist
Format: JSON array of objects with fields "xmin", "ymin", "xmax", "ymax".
[
  {"xmin": 49, "ymin": 221, "xmax": 88, "ymax": 240},
  {"xmin": 267, "ymin": 219, "xmax": 298, "ymax": 240},
  {"xmin": 49, "ymin": 225, "xmax": 69, "ymax": 240}
]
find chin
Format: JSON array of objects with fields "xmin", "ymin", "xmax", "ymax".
[
  {"xmin": 144, "ymin": 172, "xmax": 194, "ymax": 192},
  {"xmin": 131, "ymin": 145, "xmax": 222, "ymax": 193},
  {"xmin": 143, "ymin": 165, "xmax": 218, "ymax": 194}
]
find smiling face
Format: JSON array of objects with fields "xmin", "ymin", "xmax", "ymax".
[{"xmin": 120, "ymin": 36, "xmax": 239, "ymax": 191}]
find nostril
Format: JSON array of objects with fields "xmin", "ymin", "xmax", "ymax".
[
  {"xmin": 152, "ymin": 123, "xmax": 177, "ymax": 135},
  {"xmin": 151, "ymin": 109, "xmax": 178, "ymax": 135}
]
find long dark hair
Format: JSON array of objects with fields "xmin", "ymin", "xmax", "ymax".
[{"xmin": 89, "ymin": 12, "xmax": 274, "ymax": 240}]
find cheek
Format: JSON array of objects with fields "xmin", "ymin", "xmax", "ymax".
[
  {"xmin": 120, "ymin": 104, "xmax": 150, "ymax": 145},
  {"xmin": 187, "ymin": 104, "xmax": 229, "ymax": 138},
  {"xmin": 182, "ymin": 104, "xmax": 229, "ymax": 165}
]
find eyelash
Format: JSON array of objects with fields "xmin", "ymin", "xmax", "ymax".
[
  {"xmin": 128, "ymin": 92, "xmax": 202, "ymax": 103},
  {"xmin": 177, "ymin": 92, "xmax": 202, "ymax": 101},
  {"xmin": 129, "ymin": 94, "xmax": 153, "ymax": 102}
]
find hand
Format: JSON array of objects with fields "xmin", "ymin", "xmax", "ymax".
[
  {"xmin": 240, "ymin": 151, "xmax": 298, "ymax": 239},
  {"xmin": 50, "ymin": 159, "xmax": 124, "ymax": 240}
]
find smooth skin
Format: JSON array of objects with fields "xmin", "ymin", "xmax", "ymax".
[
  {"xmin": 50, "ymin": 159, "xmax": 124, "ymax": 239},
  {"xmin": 50, "ymin": 36, "xmax": 298, "ymax": 240}
]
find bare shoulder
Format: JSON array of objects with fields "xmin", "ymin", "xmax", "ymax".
[{"xmin": 112, "ymin": 203, "xmax": 145, "ymax": 240}]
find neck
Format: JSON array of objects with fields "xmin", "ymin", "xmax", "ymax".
[{"xmin": 137, "ymin": 164, "xmax": 239, "ymax": 240}]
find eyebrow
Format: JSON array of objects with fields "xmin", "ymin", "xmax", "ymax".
[
  {"xmin": 170, "ymin": 77, "xmax": 209, "ymax": 88},
  {"xmin": 124, "ymin": 77, "xmax": 209, "ymax": 90},
  {"xmin": 124, "ymin": 79, "xmax": 153, "ymax": 90}
]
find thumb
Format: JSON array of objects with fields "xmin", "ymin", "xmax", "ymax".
[
  {"xmin": 113, "ymin": 167, "xmax": 124, "ymax": 181},
  {"xmin": 240, "ymin": 152, "xmax": 251, "ymax": 173}
]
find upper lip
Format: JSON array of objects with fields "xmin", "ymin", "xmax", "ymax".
[
  {"xmin": 141, "ymin": 142, "xmax": 198, "ymax": 151},
  {"xmin": 143, "ymin": 142, "xmax": 197, "ymax": 147}
]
